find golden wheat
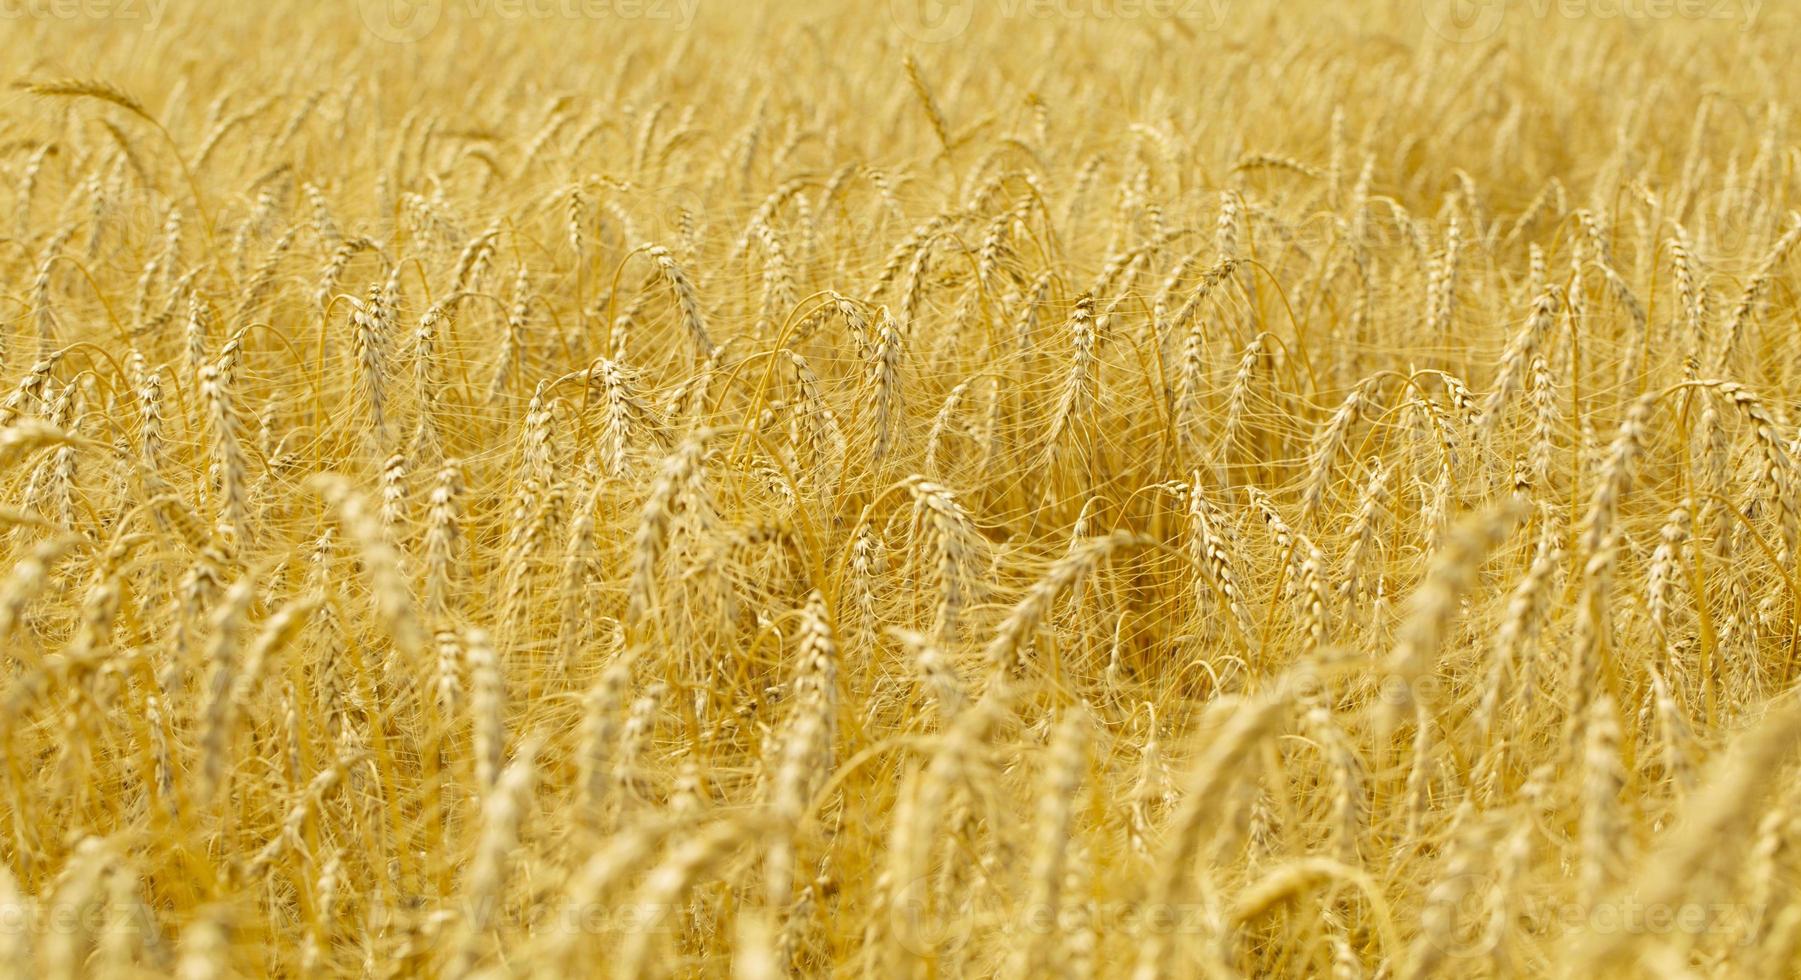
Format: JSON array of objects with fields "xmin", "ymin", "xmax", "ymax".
[{"xmin": 5, "ymin": 3, "xmax": 1801, "ymax": 977}]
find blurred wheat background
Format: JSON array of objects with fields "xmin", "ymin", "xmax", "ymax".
[{"xmin": 2, "ymin": 0, "xmax": 1800, "ymax": 975}]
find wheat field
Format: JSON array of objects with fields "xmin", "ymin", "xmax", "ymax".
[{"xmin": 5, "ymin": 0, "xmax": 1801, "ymax": 976}]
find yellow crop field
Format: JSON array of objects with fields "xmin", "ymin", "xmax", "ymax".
[{"xmin": 0, "ymin": 0, "xmax": 1798, "ymax": 975}]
